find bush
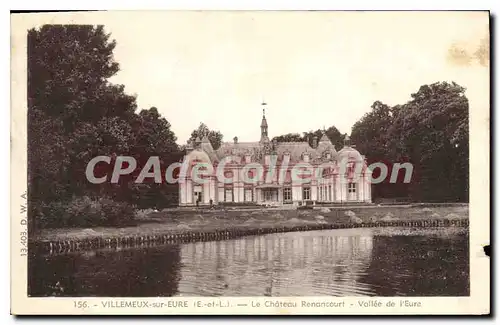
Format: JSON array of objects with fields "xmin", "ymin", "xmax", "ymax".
[
  {"xmin": 135, "ymin": 208, "xmax": 157, "ymax": 220},
  {"xmin": 35, "ymin": 196, "xmax": 135, "ymax": 228},
  {"xmin": 99, "ymin": 197, "xmax": 135, "ymax": 226},
  {"xmin": 349, "ymin": 215, "xmax": 363, "ymax": 224}
]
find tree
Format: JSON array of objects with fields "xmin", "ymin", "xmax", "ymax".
[
  {"xmin": 189, "ymin": 123, "xmax": 223, "ymax": 149},
  {"xmin": 28, "ymin": 25, "xmax": 183, "ymax": 228},
  {"xmin": 351, "ymin": 82, "xmax": 469, "ymax": 202},
  {"xmin": 272, "ymin": 126, "xmax": 344, "ymax": 149},
  {"xmin": 28, "ymin": 25, "xmax": 137, "ymax": 198},
  {"xmin": 129, "ymin": 107, "xmax": 181, "ymax": 208},
  {"xmin": 351, "ymin": 101, "xmax": 393, "ymax": 159},
  {"xmin": 303, "ymin": 126, "xmax": 344, "ymax": 149},
  {"xmin": 272, "ymin": 133, "xmax": 303, "ymax": 143},
  {"xmin": 28, "ymin": 25, "xmax": 136, "ymax": 129},
  {"xmin": 351, "ymin": 101, "xmax": 405, "ymax": 200},
  {"xmin": 390, "ymin": 81, "xmax": 469, "ymax": 202},
  {"xmin": 134, "ymin": 107, "xmax": 178, "ymax": 158},
  {"xmin": 323, "ymin": 126, "xmax": 345, "ymax": 150}
]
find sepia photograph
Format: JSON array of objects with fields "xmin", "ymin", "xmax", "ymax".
[{"xmin": 11, "ymin": 10, "xmax": 490, "ymax": 315}]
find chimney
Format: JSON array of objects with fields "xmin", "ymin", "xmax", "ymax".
[
  {"xmin": 312, "ymin": 136, "xmax": 318, "ymax": 148},
  {"xmin": 233, "ymin": 136, "xmax": 238, "ymax": 144}
]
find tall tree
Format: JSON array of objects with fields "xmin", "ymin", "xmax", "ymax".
[
  {"xmin": 390, "ymin": 81, "xmax": 469, "ymax": 202},
  {"xmin": 129, "ymin": 107, "xmax": 181, "ymax": 208},
  {"xmin": 189, "ymin": 123, "xmax": 223, "ymax": 150},
  {"xmin": 351, "ymin": 82, "xmax": 469, "ymax": 202},
  {"xmin": 28, "ymin": 25, "xmax": 137, "ymax": 201},
  {"xmin": 351, "ymin": 101, "xmax": 405, "ymax": 199},
  {"xmin": 27, "ymin": 25, "xmax": 183, "ymax": 228},
  {"xmin": 28, "ymin": 25, "xmax": 136, "ymax": 129},
  {"xmin": 351, "ymin": 101, "xmax": 393, "ymax": 159}
]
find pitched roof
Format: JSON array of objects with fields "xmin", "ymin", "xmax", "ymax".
[
  {"xmin": 275, "ymin": 142, "xmax": 316, "ymax": 162},
  {"xmin": 215, "ymin": 142, "xmax": 264, "ymax": 162},
  {"xmin": 200, "ymin": 136, "xmax": 216, "ymax": 161},
  {"xmin": 193, "ymin": 138, "xmax": 359, "ymax": 165},
  {"xmin": 319, "ymin": 133, "xmax": 330, "ymax": 142},
  {"xmin": 316, "ymin": 133, "xmax": 337, "ymax": 154},
  {"xmin": 201, "ymin": 135, "xmax": 211, "ymax": 144}
]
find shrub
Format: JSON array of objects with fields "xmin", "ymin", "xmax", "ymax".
[
  {"xmin": 99, "ymin": 197, "xmax": 135, "ymax": 226},
  {"xmin": 35, "ymin": 196, "xmax": 135, "ymax": 228},
  {"xmin": 344, "ymin": 210, "xmax": 356, "ymax": 217},
  {"xmin": 349, "ymin": 215, "xmax": 363, "ymax": 224},
  {"xmin": 34, "ymin": 200, "xmax": 67, "ymax": 229},
  {"xmin": 135, "ymin": 208, "xmax": 157, "ymax": 220}
]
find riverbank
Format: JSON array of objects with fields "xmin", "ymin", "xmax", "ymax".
[
  {"xmin": 34, "ymin": 204, "xmax": 468, "ymax": 241},
  {"xmin": 32, "ymin": 204, "xmax": 468, "ymax": 254},
  {"xmin": 30, "ymin": 225, "xmax": 470, "ymax": 298}
]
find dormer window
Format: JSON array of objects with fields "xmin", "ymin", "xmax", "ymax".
[
  {"xmin": 245, "ymin": 154, "xmax": 251, "ymax": 163},
  {"xmin": 302, "ymin": 153, "xmax": 310, "ymax": 163}
]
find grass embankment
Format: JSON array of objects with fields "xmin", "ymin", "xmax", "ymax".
[{"xmin": 34, "ymin": 204, "xmax": 468, "ymax": 242}]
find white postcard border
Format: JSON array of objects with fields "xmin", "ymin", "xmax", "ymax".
[{"xmin": 10, "ymin": 11, "xmax": 490, "ymax": 315}]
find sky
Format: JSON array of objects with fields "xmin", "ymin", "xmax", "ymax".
[{"xmin": 52, "ymin": 11, "xmax": 491, "ymax": 144}]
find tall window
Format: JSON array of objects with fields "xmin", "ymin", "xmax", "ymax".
[
  {"xmin": 348, "ymin": 182, "xmax": 357, "ymax": 193},
  {"xmin": 224, "ymin": 186, "xmax": 233, "ymax": 202},
  {"xmin": 193, "ymin": 185, "xmax": 203, "ymax": 203},
  {"xmin": 283, "ymin": 187, "xmax": 292, "ymax": 202},
  {"xmin": 244, "ymin": 188, "xmax": 253, "ymax": 202},
  {"xmin": 263, "ymin": 189, "xmax": 275, "ymax": 201},
  {"xmin": 302, "ymin": 186, "xmax": 311, "ymax": 200},
  {"xmin": 328, "ymin": 185, "xmax": 332, "ymax": 201}
]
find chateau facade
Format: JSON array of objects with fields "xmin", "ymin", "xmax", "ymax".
[{"xmin": 179, "ymin": 111, "xmax": 372, "ymax": 206}]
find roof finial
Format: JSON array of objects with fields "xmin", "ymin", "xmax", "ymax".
[
  {"xmin": 262, "ymin": 101, "xmax": 267, "ymax": 117},
  {"xmin": 344, "ymin": 133, "xmax": 351, "ymax": 147}
]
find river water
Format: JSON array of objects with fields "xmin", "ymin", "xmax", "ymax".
[{"xmin": 29, "ymin": 227, "xmax": 469, "ymax": 297}]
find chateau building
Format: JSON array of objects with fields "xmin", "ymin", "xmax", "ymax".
[{"xmin": 179, "ymin": 109, "xmax": 372, "ymax": 206}]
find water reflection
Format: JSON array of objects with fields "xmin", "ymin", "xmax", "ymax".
[
  {"xmin": 360, "ymin": 234, "xmax": 469, "ymax": 296},
  {"xmin": 28, "ymin": 228, "xmax": 469, "ymax": 297},
  {"xmin": 29, "ymin": 245, "xmax": 182, "ymax": 297},
  {"xmin": 177, "ymin": 230, "xmax": 374, "ymax": 296}
]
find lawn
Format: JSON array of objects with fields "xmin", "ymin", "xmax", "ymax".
[{"xmin": 34, "ymin": 204, "xmax": 468, "ymax": 242}]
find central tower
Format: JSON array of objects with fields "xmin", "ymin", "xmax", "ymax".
[{"xmin": 260, "ymin": 102, "xmax": 269, "ymax": 144}]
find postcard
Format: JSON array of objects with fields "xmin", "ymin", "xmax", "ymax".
[{"xmin": 11, "ymin": 11, "xmax": 490, "ymax": 315}]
